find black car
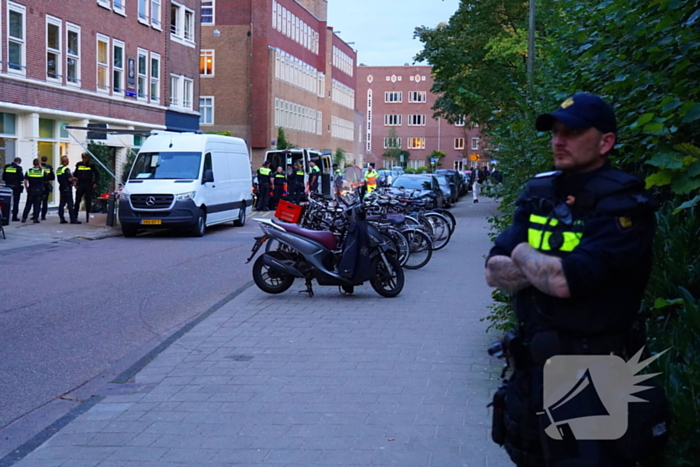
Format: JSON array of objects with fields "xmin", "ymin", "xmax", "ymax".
[
  {"xmin": 391, "ymin": 174, "xmax": 445, "ymax": 209},
  {"xmin": 435, "ymin": 169, "xmax": 465, "ymax": 197}
]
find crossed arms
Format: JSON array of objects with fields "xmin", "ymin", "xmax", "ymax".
[{"xmin": 485, "ymin": 243, "xmax": 571, "ymax": 298}]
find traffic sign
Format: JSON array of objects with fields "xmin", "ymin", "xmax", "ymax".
[{"xmin": 469, "ymin": 154, "xmax": 480, "ymax": 161}]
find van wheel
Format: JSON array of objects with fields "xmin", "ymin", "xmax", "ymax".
[
  {"xmin": 122, "ymin": 225, "xmax": 138, "ymax": 237},
  {"xmin": 234, "ymin": 205, "xmax": 246, "ymax": 227},
  {"xmin": 191, "ymin": 209, "xmax": 206, "ymax": 237}
]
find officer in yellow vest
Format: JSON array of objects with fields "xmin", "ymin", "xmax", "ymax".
[
  {"xmin": 256, "ymin": 161, "xmax": 273, "ymax": 210},
  {"xmin": 21, "ymin": 159, "xmax": 45, "ymax": 223},
  {"xmin": 272, "ymin": 166, "xmax": 287, "ymax": 209},
  {"xmin": 73, "ymin": 153, "xmax": 100, "ymax": 223},
  {"xmin": 289, "ymin": 162, "xmax": 305, "ymax": 205},
  {"xmin": 56, "ymin": 156, "xmax": 80, "ymax": 224},
  {"xmin": 308, "ymin": 160, "xmax": 321, "ymax": 193},
  {"xmin": 2, "ymin": 157, "xmax": 23, "ymax": 221},
  {"xmin": 40, "ymin": 155, "xmax": 55, "ymax": 220},
  {"xmin": 364, "ymin": 163, "xmax": 379, "ymax": 194}
]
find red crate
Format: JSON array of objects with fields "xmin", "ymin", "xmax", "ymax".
[{"xmin": 274, "ymin": 200, "xmax": 303, "ymax": 223}]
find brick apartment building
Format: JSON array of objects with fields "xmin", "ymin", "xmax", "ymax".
[
  {"xmin": 0, "ymin": 0, "xmax": 200, "ymax": 204},
  {"xmin": 355, "ymin": 65, "xmax": 485, "ymax": 171},
  {"xmin": 198, "ymin": 0, "xmax": 363, "ymax": 168}
]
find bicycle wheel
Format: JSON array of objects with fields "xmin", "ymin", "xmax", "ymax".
[
  {"xmin": 384, "ymin": 227, "xmax": 409, "ymax": 267},
  {"xmin": 405, "ymin": 215, "xmax": 433, "ymax": 238},
  {"xmin": 433, "ymin": 208, "xmax": 456, "ymax": 234},
  {"xmin": 402, "ymin": 229, "xmax": 433, "ymax": 270},
  {"xmin": 424, "ymin": 212, "xmax": 452, "ymax": 250}
]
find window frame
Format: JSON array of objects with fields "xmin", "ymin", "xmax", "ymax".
[
  {"xmin": 200, "ymin": 49, "xmax": 214, "ymax": 76},
  {"xmin": 407, "ymin": 137, "xmax": 426, "ymax": 150},
  {"xmin": 112, "ymin": 39, "xmax": 124, "ymax": 95},
  {"xmin": 199, "ymin": 96, "xmax": 214, "ymax": 125},
  {"xmin": 383, "ymin": 137, "xmax": 401, "ymax": 149},
  {"xmin": 150, "ymin": 52, "xmax": 160, "ymax": 103},
  {"xmin": 7, "ymin": 1, "xmax": 27, "ymax": 75},
  {"xmin": 170, "ymin": 2, "xmax": 195, "ymax": 46},
  {"xmin": 138, "ymin": 0, "xmax": 149, "ymax": 25},
  {"xmin": 97, "ymin": 0, "xmax": 111, "ymax": 9},
  {"xmin": 454, "ymin": 117, "xmax": 465, "ymax": 126},
  {"xmin": 182, "ymin": 77, "xmax": 193, "ymax": 110},
  {"xmin": 471, "ymin": 137, "xmax": 480, "ymax": 150},
  {"xmin": 96, "ymin": 34, "xmax": 110, "ymax": 93},
  {"xmin": 383, "ymin": 114, "xmax": 402, "ymax": 126},
  {"xmin": 454, "ymin": 137, "xmax": 465, "ymax": 150},
  {"xmin": 408, "ymin": 91, "xmax": 427, "ymax": 103},
  {"xmin": 201, "ymin": 0, "xmax": 214, "ymax": 24},
  {"xmin": 170, "ymin": 74, "xmax": 181, "ymax": 107},
  {"xmin": 46, "ymin": 16, "xmax": 62, "ymax": 82},
  {"xmin": 113, "ymin": 0, "xmax": 126, "ymax": 16},
  {"xmin": 407, "ymin": 114, "xmax": 426, "ymax": 126},
  {"xmin": 384, "ymin": 91, "xmax": 402, "ymax": 103},
  {"xmin": 66, "ymin": 23, "xmax": 81, "ymax": 87},
  {"xmin": 137, "ymin": 48, "xmax": 148, "ymax": 100},
  {"xmin": 150, "ymin": 0, "xmax": 162, "ymax": 29}
]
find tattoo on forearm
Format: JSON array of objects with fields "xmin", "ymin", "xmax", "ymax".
[
  {"xmin": 512, "ymin": 244, "xmax": 570, "ymax": 298},
  {"xmin": 486, "ymin": 256, "xmax": 531, "ymax": 293}
]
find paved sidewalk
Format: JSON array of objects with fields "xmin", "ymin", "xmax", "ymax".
[
  {"xmin": 0, "ymin": 211, "xmax": 120, "ymax": 253},
  {"xmin": 10, "ymin": 198, "xmax": 512, "ymax": 467}
]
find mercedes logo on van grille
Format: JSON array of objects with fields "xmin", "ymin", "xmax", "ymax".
[{"xmin": 145, "ymin": 196, "xmax": 156, "ymax": 207}]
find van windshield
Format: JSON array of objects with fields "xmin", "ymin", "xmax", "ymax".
[{"xmin": 129, "ymin": 152, "xmax": 201, "ymax": 180}]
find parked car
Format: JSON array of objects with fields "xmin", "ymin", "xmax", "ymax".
[
  {"xmin": 432, "ymin": 174, "xmax": 457, "ymax": 206},
  {"xmin": 391, "ymin": 174, "xmax": 445, "ymax": 209},
  {"xmin": 460, "ymin": 170, "xmax": 473, "ymax": 191},
  {"xmin": 435, "ymin": 169, "xmax": 466, "ymax": 197}
]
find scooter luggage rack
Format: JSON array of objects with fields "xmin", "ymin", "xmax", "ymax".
[{"xmin": 274, "ymin": 200, "xmax": 303, "ymax": 223}]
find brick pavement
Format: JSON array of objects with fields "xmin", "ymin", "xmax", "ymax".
[{"xmin": 11, "ymin": 197, "xmax": 513, "ymax": 467}]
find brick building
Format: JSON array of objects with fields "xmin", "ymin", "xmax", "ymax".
[
  {"xmin": 0, "ymin": 0, "xmax": 200, "ymax": 204},
  {"xmin": 356, "ymin": 65, "xmax": 485, "ymax": 171},
  {"xmin": 198, "ymin": 0, "xmax": 363, "ymax": 168}
]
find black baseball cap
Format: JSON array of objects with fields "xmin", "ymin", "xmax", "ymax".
[{"xmin": 536, "ymin": 93, "xmax": 617, "ymax": 134}]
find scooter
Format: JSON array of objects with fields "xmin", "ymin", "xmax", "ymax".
[{"xmin": 245, "ymin": 203, "xmax": 404, "ymax": 298}]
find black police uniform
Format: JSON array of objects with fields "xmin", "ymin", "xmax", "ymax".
[
  {"xmin": 272, "ymin": 172, "xmax": 287, "ymax": 209},
  {"xmin": 22, "ymin": 167, "xmax": 45, "ymax": 223},
  {"xmin": 256, "ymin": 166, "xmax": 272, "ymax": 211},
  {"xmin": 289, "ymin": 167, "xmax": 305, "ymax": 205},
  {"xmin": 309, "ymin": 164, "xmax": 320, "ymax": 193},
  {"xmin": 56, "ymin": 164, "xmax": 79, "ymax": 223},
  {"xmin": 73, "ymin": 161, "xmax": 99, "ymax": 222},
  {"xmin": 488, "ymin": 164, "xmax": 658, "ymax": 467},
  {"xmin": 2, "ymin": 162, "xmax": 24, "ymax": 221},
  {"xmin": 40, "ymin": 162, "xmax": 55, "ymax": 220}
]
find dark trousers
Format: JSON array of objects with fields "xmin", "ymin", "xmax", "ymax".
[
  {"xmin": 257, "ymin": 184, "xmax": 270, "ymax": 211},
  {"xmin": 22, "ymin": 189, "xmax": 42, "ymax": 221},
  {"xmin": 10, "ymin": 186, "xmax": 21, "ymax": 220},
  {"xmin": 289, "ymin": 184, "xmax": 304, "ymax": 205},
  {"xmin": 59, "ymin": 188, "xmax": 76, "ymax": 221},
  {"xmin": 41, "ymin": 184, "xmax": 52, "ymax": 219},
  {"xmin": 273, "ymin": 185, "xmax": 284, "ymax": 208},
  {"xmin": 74, "ymin": 185, "xmax": 93, "ymax": 220}
]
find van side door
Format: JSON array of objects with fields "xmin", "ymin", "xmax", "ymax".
[{"xmin": 201, "ymin": 152, "xmax": 222, "ymax": 224}]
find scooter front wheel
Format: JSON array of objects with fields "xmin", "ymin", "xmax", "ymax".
[
  {"xmin": 252, "ymin": 252, "xmax": 295, "ymax": 294},
  {"xmin": 370, "ymin": 254, "xmax": 404, "ymax": 298}
]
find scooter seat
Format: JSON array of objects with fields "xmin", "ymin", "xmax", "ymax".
[
  {"xmin": 366, "ymin": 213, "xmax": 405, "ymax": 224},
  {"xmin": 275, "ymin": 221, "xmax": 337, "ymax": 250}
]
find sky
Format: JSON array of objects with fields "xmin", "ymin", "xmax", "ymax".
[{"xmin": 326, "ymin": 0, "xmax": 461, "ymax": 66}]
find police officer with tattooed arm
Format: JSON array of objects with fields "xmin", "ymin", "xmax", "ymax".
[{"xmin": 485, "ymin": 94, "xmax": 667, "ymax": 466}]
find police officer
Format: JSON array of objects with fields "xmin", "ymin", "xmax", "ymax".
[
  {"xmin": 73, "ymin": 153, "xmax": 99, "ymax": 223},
  {"xmin": 332, "ymin": 163, "xmax": 343, "ymax": 195},
  {"xmin": 485, "ymin": 94, "xmax": 659, "ymax": 466},
  {"xmin": 256, "ymin": 161, "xmax": 273, "ymax": 211},
  {"xmin": 272, "ymin": 166, "xmax": 287, "ymax": 209},
  {"xmin": 289, "ymin": 162, "xmax": 305, "ymax": 205},
  {"xmin": 56, "ymin": 155, "xmax": 80, "ymax": 224},
  {"xmin": 21, "ymin": 158, "xmax": 45, "ymax": 224},
  {"xmin": 2, "ymin": 157, "xmax": 23, "ymax": 221},
  {"xmin": 40, "ymin": 155, "xmax": 55, "ymax": 220},
  {"xmin": 364, "ymin": 163, "xmax": 379, "ymax": 194},
  {"xmin": 308, "ymin": 160, "xmax": 320, "ymax": 193}
]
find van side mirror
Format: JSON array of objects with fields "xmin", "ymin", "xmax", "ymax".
[{"xmin": 203, "ymin": 169, "xmax": 214, "ymax": 184}]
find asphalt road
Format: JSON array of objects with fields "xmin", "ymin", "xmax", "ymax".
[{"xmin": 0, "ymin": 217, "xmax": 267, "ymax": 432}]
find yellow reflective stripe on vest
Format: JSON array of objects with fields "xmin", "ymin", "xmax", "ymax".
[
  {"xmin": 27, "ymin": 168, "xmax": 44, "ymax": 178},
  {"xmin": 5, "ymin": 167, "xmax": 17, "ymax": 173},
  {"xmin": 527, "ymin": 214, "xmax": 582, "ymax": 252},
  {"xmin": 56, "ymin": 165, "xmax": 68, "ymax": 176},
  {"xmin": 77, "ymin": 166, "xmax": 92, "ymax": 170},
  {"xmin": 259, "ymin": 167, "xmax": 271, "ymax": 175}
]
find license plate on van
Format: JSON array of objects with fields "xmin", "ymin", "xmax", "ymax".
[{"xmin": 141, "ymin": 219, "xmax": 162, "ymax": 225}]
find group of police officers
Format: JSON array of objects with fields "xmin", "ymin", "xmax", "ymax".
[
  {"xmin": 255, "ymin": 159, "xmax": 322, "ymax": 211},
  {"xmin": 2, "ymin": 153, "xmax": 99, "ymax": 224}
]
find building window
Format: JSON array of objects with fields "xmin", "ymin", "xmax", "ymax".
[
  {"xmin": 200, "ymin": 50, "xmax": 214, "ymax": 76},
  {"xmin": 384, "ymin": 114, "xmax": 401, "ymax": 126},
  {"xmin": 471, "ymin": 137, "xmax": 480, "ymax": 150},
  {"xmin": 201, "ymin": 1, "xmax": 214, "ymax": 24},
  {"xmin": 96, "ymin": 35, "xmax": 110, "ymax": 92},
  {"xmin": 66, "ymin": 24, "xmax": 80, "ymax": 86},
  {"xmin": 454, "ymin": 138, "xmax": 465, "ymax": 150},
  {"xmin": 151, "ymin": 0, "xmax": 161, "ymax": 28},
  {"xmin": 137, "ymin": 49, "xmax": 147, "ymax": 99},
  {"xmin": 200, "ymin": 97, "xmax": 214, "ymax": 124},
  {"xmin": 171, "ymin": 2, "xmax": 195, "ymax": 45},
  {"xmin": 384, "ymin": 91, "xmax": 402, "ymax": 103},
  {"xmin": 150, "ymin": 53, "xmax": 160, "ymax": 102},
  {"xmin": 455, "ymin": 117, "xmax": 465, "ymax": 126},
  {"xmin": 113, "ymin": 0, "xmax": 125, "ymax": 15},
  {"xmin": 383, "ymin": 137, "xmax": 401, "ymax": 149},
  {"xmin": 183, "ymin": 78, "xmax": 193, "ymax": 109},
  {"xmin": 8, "ymin": 2, "xmax": 27, "ymax": 74},
  {"xmin": 408, "ymin": 91, "xmax": 427, "ymax": 103},
  {"xmin": 112, "ymin": 40, "xmax": 124, "ymax": 93},
  {"xmin": 170, "ymin": 75, "xmax": 180, "ymax": 106},
  {"xmin": 407, "ymin": 137, "xmax": 425, "ymax": 149},
  {"xmin": 46, "ymin": 17, "xmax": 62, "ymax": 81},
  {"xmin": 98, "ymin": 0, "xmax": 110, "ymax": 9},
  {"xmin": 138, "ymin": 0, "xmax": 148, "ymax": 23},
  {"xmin": 407, "ymin": 114, "xmax": 426, "ymax": 126}
]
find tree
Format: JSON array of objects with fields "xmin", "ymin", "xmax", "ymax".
[
  {"xmin": 276, "ymin": 127, "xmax": 295, "ymax": 150},
  {"xmin": 382, "ymin": 126, "xmax": 402, "ymax": 164},
  {"xmin": 333, "ymin": 147, "xmax": 346, "ymax": 167},
  {"xmin": 426, "ymin": 150, "xmax": 446, "ymax": 171}
]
